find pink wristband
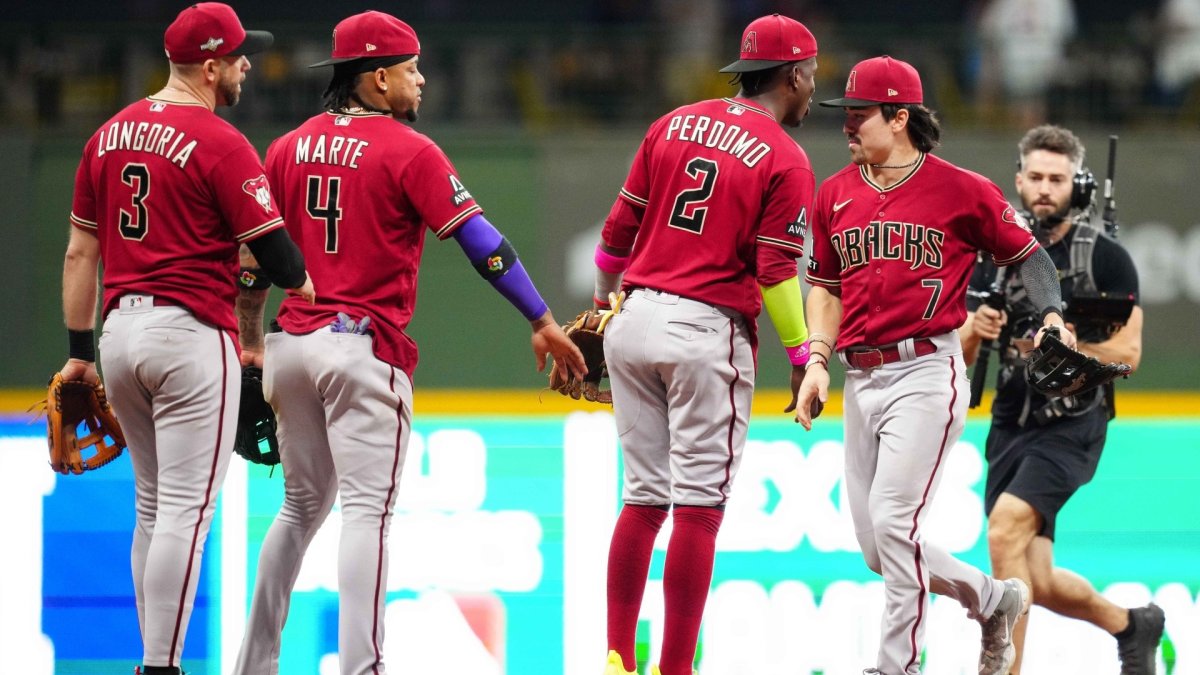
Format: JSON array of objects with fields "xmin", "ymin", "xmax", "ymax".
[
  {"xmin": 786, "ymin": 341, "xmax": 811, "ymax": 366},
  {"xmin": 594, "ymin": 244, "xmax": 631, "ymax": 274}
]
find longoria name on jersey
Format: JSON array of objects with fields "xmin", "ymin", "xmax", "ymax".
[
  {"xmin": 96, "ymin": 120, "xmax": 198, "ymax": 168},
  {"xmin": 293, "ymin": 134, "xmax": 370, "ymax": 168},
  {"xmin": 831, "ymin": 220, "xmax": 945, "ymax": 271},
  {"xmin": 664, "ymin": 113, "xmax": 772, "ymax": 168}
]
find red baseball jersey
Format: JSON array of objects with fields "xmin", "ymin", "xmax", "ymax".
[
  {"xmin": 806, "ymin": 153, "xmax": 1038, "ymax": 349},
  {"xmin": 266, "ymin": 111, "xmax": 483, "ymax": 376},
  {"xmin": 70, "ymin": 97, "xmax": 285, "ymax": 332},
  {"xmin": 604, "ymin": 97, "xmax": 814, "ymax": 326}
]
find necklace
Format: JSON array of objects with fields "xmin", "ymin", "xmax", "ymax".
[{"xmin": 871, "ymin": 154, "xmax": 922, "ymax": 169}]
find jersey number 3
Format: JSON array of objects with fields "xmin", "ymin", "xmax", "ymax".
[
  {"xmin": 118, "ymin": 163, "xmax": 150, "ymax": 241},
  {"xmin": 669, "ymin": 157, "xmax": 719, "ymax": 234},
  {"xmin": 306, "ymin": 175, "xmax": 344, "ymax": 253}
]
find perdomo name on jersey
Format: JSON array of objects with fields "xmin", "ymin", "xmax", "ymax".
[
  {"xmin": 96, "ymin": 120, "xmax": 197, "ymax": 168},
  {"xmin": 664, "ymin": 113, "xmax": 771, "ymax": 168},
  {"xmin": 294, "ymin": 134, "xmax": 370, "ymax": 169}
]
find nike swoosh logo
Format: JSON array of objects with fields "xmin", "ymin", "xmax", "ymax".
[{"xmin": 833, "ymin": 199, "xmax": 853, "ymax": 212}]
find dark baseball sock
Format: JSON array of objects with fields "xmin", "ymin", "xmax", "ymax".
[
  {"xmin": 607, "ymin": 503, "xmax": 669, "ymax": 672},
  {"xmin": 659, "ymin": 505, "xmax": 725, "ymax": 675},
  {"xmin": 139, "ymin": 667, "xmax": 182, "ymax": 675},
  {"xmin": 1112, "ymin": 608, "xmax": 1136, "ymax": 640}
]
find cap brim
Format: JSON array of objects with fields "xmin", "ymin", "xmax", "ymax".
[
  {"xmin": 230, "ymin": 30, "xmax": 274, "ymax": 57},
  {"xmin": 718, "ymin": 58, "xmax": 792, "ymax": 73},
  {"xmin": 307, "ymin": 56, "xmax": 362, "ymax": 68},
  {"xmin": 818, "ymin": 97, "xmax": 885, "ymax": 108}
]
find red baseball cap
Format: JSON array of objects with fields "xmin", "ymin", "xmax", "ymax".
[
  {"xmin": 164, "ymin": 3, "xmax": 273, "ymax": 64},
  {"xmin": 820, "ymin": 55, "xmax": 924, "ymax": 107},
  {"xmin": 719, "ymin": 14, "xmax": 818, "ymax": 73},
  {"xmin": 309, "ymin": 11, "xmax": 421, "ymax": 68}
]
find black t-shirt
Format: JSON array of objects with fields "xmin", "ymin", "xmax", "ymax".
[{"xmin": 966, "ymin": 220, "xmax": 1140, "ymax": 425}]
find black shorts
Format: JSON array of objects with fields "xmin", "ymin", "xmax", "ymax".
[{"xmin": 983, "ymin": 408, "xmax": 1108, "ymax": 540}]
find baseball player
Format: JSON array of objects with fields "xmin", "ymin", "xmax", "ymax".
[
  {"xmin": 794, "ymin": 56, "xmax": 1076, "ymax": 675},
  {"xmin": 961, "ymin": 125, "xmax": 1161, "ymax": 674},
  {"xmin": 231, "ymin": 12, "xmax": 586, "ymax": 675},
  {"xmin": 57, "ymin": 4, "xmax": 314, "ymax": 674},
  {"xmin": 595, "ymin": 14, "xmax": 818, "ymax": 675}
]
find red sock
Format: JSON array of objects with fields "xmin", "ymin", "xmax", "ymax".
[
  {"xmin": 659, "ymin": 506, "xmax": 724, "ymax": 675},
  {"xmin": 607, "ymin": 504, "xmax": 668, "ymax": 672}
]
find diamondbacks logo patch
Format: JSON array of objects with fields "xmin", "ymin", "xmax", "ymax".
[
  {"xmin": 200, "ymin": 37, "xmax": 224, "ymax": 53},
  {"xmin": 1003, "ymin": 206, "xmax": 1032, "ymax": 233},
  {"xmin": 242, "ymin": 175, "xmax": 274, "ymax": 213}
]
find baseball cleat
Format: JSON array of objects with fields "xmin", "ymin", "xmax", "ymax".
[
  {"xmin": 978, "ymin": 577, "xmax": 1030, "ymax": 675},
  {"xmin": 1117, "ymin": 603, "xmax": 1166, "ymax": 675},
  {"xmin": 606, "ymin": 650, "xmax": 637, "ymax": 675}
]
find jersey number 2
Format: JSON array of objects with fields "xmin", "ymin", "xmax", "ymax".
[
  {"xmin": 669, "ymin": 157, "xmax": 719, "ymax": 233},
  {"xmin": 118, "ymin": 163, "xmax": 150, "ymax": 241},
  {"xmin": 306, "ymin": 175, "xmax": 343, "ymax": 253}
]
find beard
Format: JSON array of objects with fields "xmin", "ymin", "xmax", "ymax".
[
  {"xmin": 217, "ymin": 76, "xmax": 241, "ymax": 108},
  {"xmin": 404, "ymin": 106, "xmax": 419, "ymax": 123},
  {"xmin": 1029, "ymin": 201, "xmax": 1070, "ymax": 230}
]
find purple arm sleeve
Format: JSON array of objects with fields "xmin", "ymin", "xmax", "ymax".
[
  {"xmin": 452, "ymin": 213, "xmax": 504, "ymax": 259},
  {"xmin": 452, "ymin": 214, "xmax": 549, "ymax": 321}
]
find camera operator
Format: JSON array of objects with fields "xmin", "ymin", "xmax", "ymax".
[{"xmin": 960, "ymin": 125, "xmax": 1161, "ymax": 674}]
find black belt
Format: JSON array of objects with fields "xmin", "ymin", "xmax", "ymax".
[{"xmin": 844, "ymin": 338, "xmax": 936, "ymax": 369}]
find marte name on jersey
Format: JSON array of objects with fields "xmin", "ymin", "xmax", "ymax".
[
  {"xmin": 96, "ymin": 120, "xmax": 198, "ymax": 168},
  {"xmin": 663, "ymin": 113, "xmax": 772, "ymax": 168},
  {"xmin": 293, "ymin": 134, "xmax": 370, "ymax": 169},
  {"xmin": 831, "ymin": 220, "xmax": 945, "ymax": 272}
]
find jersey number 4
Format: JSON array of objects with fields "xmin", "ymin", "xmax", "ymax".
[
  {"xmin": 306, "ymin": 175, "xmax": 344, "ymax": 253},
  {"xmin": 669, "ymin": 157, "xmax": 719, "ymax": 234},
  {"xmin": 118, "ymin": 163, "xmax": 151, "ymax": 241}
]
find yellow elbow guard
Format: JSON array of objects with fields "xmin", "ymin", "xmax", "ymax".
[{"xmin": 761, "ymin": 277, "xmax": 808, "ymax": 348}]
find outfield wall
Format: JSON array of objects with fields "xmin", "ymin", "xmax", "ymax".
[{"xmin": 3, "ymin": 396, "xmax": 1197, "ymax": 675}]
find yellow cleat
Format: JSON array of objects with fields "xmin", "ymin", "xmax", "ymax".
[{"xmin": 606, "ymin": 650, "xmax": 637, "ymax": 675}]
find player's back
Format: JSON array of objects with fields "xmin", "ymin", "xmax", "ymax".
[
  {"xmin": 72, "ymin": 97, "xmax": 281, "ymax": 331},
  {"xmin": 622, "ymin": 97, "xmax": 811, "ymax": 319},
  {"xmin": 267, "ymin": 110, "xmax": 471, "ymax": 374}
]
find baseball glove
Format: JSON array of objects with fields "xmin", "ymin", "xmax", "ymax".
[
  {"xmin": 1025, "ymin": 327, "xmax": 1132, "ymax": 398},
  {"xmin": 45, "ymin": 373, "xmax": 127, "ymax": 475},
  {"xmin": 549, "ymin": 291, "xmax": 625, "ymax": 404},
  {"xmin": 232, "ymin": 366, "xmax": 281, "ymax": 466}
]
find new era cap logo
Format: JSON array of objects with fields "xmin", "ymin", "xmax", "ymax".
[
  {"xmin": 888, "ymin": 88, "xmax": 898, "ymax": 96},
  {"xmin": 200, "ymin": 37, "xmax": 224, "ymax": 52},
  {"xmin": 846, "ymin": 70, "xmax": 857, "ymax": 93},
  {"xmin": 742, "ymin": 31, "xmax": 757, "ymax": 53},
  {"xmin": 365, "ymin": 43, "xmax": 377, "ymax": 52},
  {"xmin": 792, "ymin": 46, "xmax": 802, "ymax": 54}
]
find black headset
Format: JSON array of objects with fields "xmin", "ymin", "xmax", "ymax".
[{"xmin": 1070, "ymin": 168, "xmax": 1096, "ymax": 211}]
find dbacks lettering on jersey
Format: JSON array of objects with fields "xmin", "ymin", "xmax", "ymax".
[
  {"xmin": 831, "ymin": 220, "xmax": 944, "ymax": 272},
  {"xmin": 242, "ymin": 175, "xmax": 274, "ymax": 213},
  {"xmin": 664, "ymin": 108, "xmax": 772, "ymax": 168}
]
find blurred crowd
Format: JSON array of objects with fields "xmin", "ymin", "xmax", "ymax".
[{"xmin": 0, "ymin": 0, "xmax": 1197, "ymax": 133}]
